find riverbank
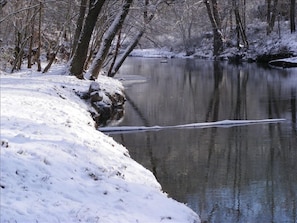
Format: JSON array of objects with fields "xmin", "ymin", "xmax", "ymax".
[
  {"xmin": 0, "ymin": 65, "xmax": 200, "ymax": 223},
  {"xmin": 132, "ymin": 21, "xmax": 297, "ymax": 65}
]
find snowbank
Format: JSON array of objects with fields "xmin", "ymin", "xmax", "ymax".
[{"xmin": 0, "ymin": 66, "xmax": 200, "ymax": 223}]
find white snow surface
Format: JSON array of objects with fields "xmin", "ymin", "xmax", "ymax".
[{"xmin": 0, "ymin": 66, "xmax": 200, "ymax": 223}]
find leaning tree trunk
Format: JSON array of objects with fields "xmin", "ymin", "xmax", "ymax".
[
  {"xmin": 109, "ymin": 28, "xmax": 145, "ymax": 77},
  {"xmin": 89, "ymin": 0, "xmax": 133, "ymax": 80},
  {"xmin": 69, "ymin": 0, "xmax": 106, "ymax": 79},
  {"xmin": 42, "ymin": 45, "xmax": 60, "ymax": 73},
  {"xmin": 107, "ymin": 29, "xmax": 122, "ymax": 77},
  {"xmin": 108, "ymin": 0, "xmax": 160, "ymax": 77}
]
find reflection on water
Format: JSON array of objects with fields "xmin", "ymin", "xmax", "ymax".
[{"xmin": 111, "ymin": 58, "xmax": 297, "ymax": 222}]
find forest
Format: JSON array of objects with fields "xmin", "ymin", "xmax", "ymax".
[{"xmin": 0, "ymin": 0, "xmax": 296, "ymax": 78}]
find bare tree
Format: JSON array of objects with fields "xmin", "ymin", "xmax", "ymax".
[
  {"xmin": 171, "ymin": 0, "xmax": 200, "ymax": 56},
  {"xmin": 266, "ymin": 0, "xmax": 279, "ymax": 34},
  {"xmin": 232, "ymin": 0, "xmax": 248, "ymax": 49},
  {"xmin": 108, "ymin": 0, "xmax": 167, "ymax": 77},
  {"xmin": 204, "ymin": 0, "xmax": 223, "ymax": 56},
  {"xmin": 71, "ymin": 0, "xmax": 88, "ymax": 57},
  {"xmin": 9, "ymin": 1, "xmax": 40, "ymax": 72},
  {"xmin": 0, "ymin": 0, "xmax": 7, "ymax": 9},
  {"xmin": 1, "ymin": 1, "xmax": 73, "ymax": 71},
  {"xmin": 36, "ymin": 0, "xmax": 42, "ymax": 72},
  {"xmin": 27, "ymin": 1, "xmax": 39, "ymax": 68},
  {"xmin": 69, "ymin": 0, "xmax": 106, "ymax": 79},
  {"xmin": 88, "ymin": 0, "xmax": 133, "ymax": 80},
  {"xmin": 82, "ymin": 3, "xmax": 115, "ymax": 71}
]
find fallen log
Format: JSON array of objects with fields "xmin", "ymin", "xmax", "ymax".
[
  {"xmin": 269, "ymin": 57, "xmax": 297, "ymax": 68},
  {"xmin": 99, "ymin": 118, "xmax": 286, "ymax": 134}
]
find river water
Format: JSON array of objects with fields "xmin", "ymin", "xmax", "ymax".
[{"xmin": 109, "ymin": 58, "xmax": 297, "ymax": 222}]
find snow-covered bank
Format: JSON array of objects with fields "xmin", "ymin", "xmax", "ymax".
[
  {"xmin": 130, "ymin": 48, "xmax": 178, "ymax": 58},
  {"xmin": 0, "ymin": 66, "xmax": 200, "ymax": 223},
  {"xmin": 132, "ymin": 22, "xmax": 297, "ymax": 63}
]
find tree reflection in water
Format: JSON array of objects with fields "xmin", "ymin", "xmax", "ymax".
[{"xmin": 111, "ymin": 58, "xmax": 297, "ymax": 223}]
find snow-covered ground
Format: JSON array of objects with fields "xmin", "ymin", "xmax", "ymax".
[{"xmin": 0, "ymin": 66, "xmax": 200, "ymax": 223}]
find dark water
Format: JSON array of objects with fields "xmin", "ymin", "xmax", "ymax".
[{"xmin": 110, "ymin": 58, "xmax": 297, "ymax": 223}]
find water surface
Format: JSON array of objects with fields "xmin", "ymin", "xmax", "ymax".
[{"xmin": 111, "ymin": 58, "xmax": 297, "ymax": 222}]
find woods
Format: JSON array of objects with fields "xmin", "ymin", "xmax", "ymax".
[{"xmin": 0, "ymin": 0, "xmax": 296, "ymax": 78}]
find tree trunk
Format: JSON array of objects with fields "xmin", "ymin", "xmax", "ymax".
[
  {"xmin": 109, "ymin": 0, "xmax": 160, "ymax": 77},
  {"xmin": 42, "ymin": 46, "xmax": 60, "ymax": 73},
  {"xmin": 36, "ymin": 1, "xmax": 42, "ymax": 72},
  {"xmin": 89, "ymin": 0, "xmax": 133, "ymax": 80},
  {"xmin": 270, "ymin": 0, "xmax": 278, "ymax": 31},
  {"xmin": 71, "ymin": 0, "xmax": 87, "ymax": 57},
  {"xmin": 267, "ymin": 0, "xmax": 279, "ymax": 34},
  {"xmin": 204, "ymin": 0, "xmax": 223, "ymax": 56},
  {"xmin": 27, "ymin": 7, "xmax": 37, "ymax": 69},
  {"xmin": 242, "ymin": 0, "xmax": 246, "ymax": 29},
  {"xmin": 290, "ymin": 0, "xmax": 296, "ymax": 33},
  {"xmin": 107, "ymin": 29, "xmax": 122, "ymax": 77},
  {"xmin": 69, "ymin": 0, "xmax": 106, "ymax": 79},
  {"xmin": 11, "ymin": 32, "xmax": 21, "ymax": 72},
  {"xmin": 266, "ymin": 0, "xmax": 271, "ymax": 27},
  {"xmin": 27, "ymin": 20, "xmax": 34, "ymax": 68},
  {"xmin": 109, "ymin": 29, "xmax": 145, "ymax": 77},
  {"xmin": 211, "ymin": 0, "xmax": 221, "ymax": 28},
  {"xmin": 233, "ymin": 0, "xmax": 248, "ymax": 49}
]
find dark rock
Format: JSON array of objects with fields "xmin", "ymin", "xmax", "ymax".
[
  {"xmin": 108, "ymin": 92, "xmax": 126, "ymax": 107},
  {"xmin": 91, "ymin": 100, "xmax": 111, "ymax": 113},
  {"xmin": 83, "ymin": 82, "xmax": 126, "ymax": 128},
  {"xmin": 75, "ymin": 91, "xmax": 89, "ymax": 99}
]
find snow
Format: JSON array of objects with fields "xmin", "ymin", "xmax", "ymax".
[
  {"xmin": 99, "ymin": 119, "xmax": 286, "ymax": 134},
  {"xmin": 0, "ymin": 66, "xmax": 200, "ymax": 223}
]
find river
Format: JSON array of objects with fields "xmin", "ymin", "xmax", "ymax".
[{"xmin": 108, "ymin": 58, "xmax": 297, "ymax": 223}]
